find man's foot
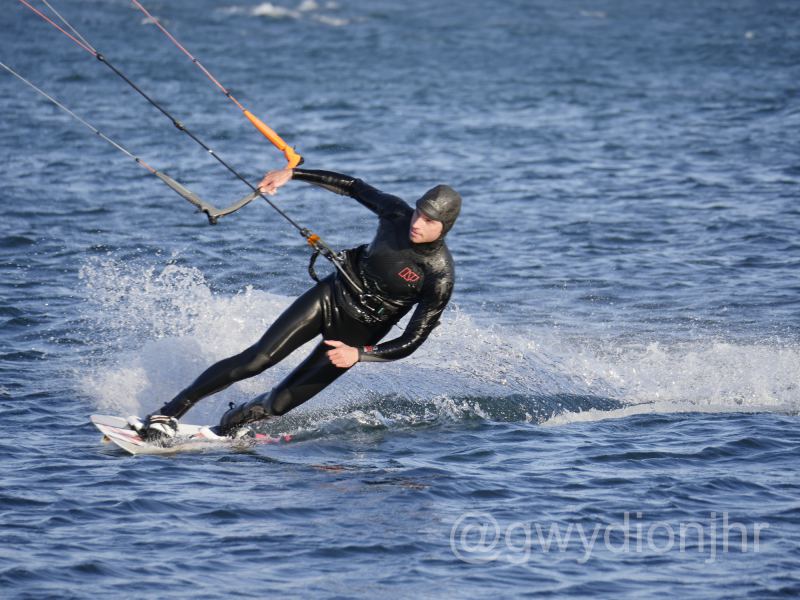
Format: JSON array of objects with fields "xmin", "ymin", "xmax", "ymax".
[
  {"xmin": 129, "ymin": 414, "xmax": 178, "ymax": 441},
  {"xmin": 217, "ymin": 400, "xmax": 271, "ymax": 437},
  {"xmin": 127, "ymin": 415, "xmax": 145, "ymax": 432}
]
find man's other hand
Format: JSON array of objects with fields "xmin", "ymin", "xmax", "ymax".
[{"xmin": 324, "ymin": 340, "xmax": 359, "ymax": 369}]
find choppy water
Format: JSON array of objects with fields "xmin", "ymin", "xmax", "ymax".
[{"xmin": 1, "ymin": 0, "xmax": 799, "ymax": 598}]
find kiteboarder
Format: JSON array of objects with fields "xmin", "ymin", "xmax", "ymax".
[{"xmin": 136, "ymin": 167, "xmax": 461, "ymax": 439}]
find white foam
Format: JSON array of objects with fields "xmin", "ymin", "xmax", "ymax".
[
  {"xmin": 298, "ymin": 0, "xmax": 318, "ymax": 12},
  {"xmin": 312, "ymin": 15, "xmax": 348, "ymax": 27},
  {"xmin": 251, "ymin": 3, "xmax": 300, "ymax": 19},
  {"xmin": 221, "ymin": 1, "xmax": 349, "ymax": 26},
  {"xmin": 562, "ymin": 340, "xmax": 800, "ymax": 409},
  {"xmin": 78, "ymin": 258, "xmax": 306, "ymax": 420}
]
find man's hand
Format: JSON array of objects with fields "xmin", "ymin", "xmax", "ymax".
[
  {"xmin": 259, "ymin": 167, "xmax": 293, "ymax": 195},
  {"xmin": 325, "ymin": 340, "xmax": 359, "ymax": 369}
]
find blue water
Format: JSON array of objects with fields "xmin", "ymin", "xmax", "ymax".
[{"xmin": 1, "ymin": 0, "xmax": 799, "ymax": 597}]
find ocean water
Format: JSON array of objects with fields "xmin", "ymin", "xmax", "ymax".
[{"xmin": 1, "ymin": 0, "xmax": 799, "ymax": 597}]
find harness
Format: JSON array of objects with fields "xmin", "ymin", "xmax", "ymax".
[{"xmin": 306, "ymin": 242, "xmax": 407, "ymax": 323}]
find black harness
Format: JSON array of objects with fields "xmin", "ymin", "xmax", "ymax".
[{"xmin": 307, "ymin": 246, "xmax": 406, "ymax": 324}]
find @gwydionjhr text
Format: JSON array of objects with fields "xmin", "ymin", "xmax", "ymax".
[{"xmin": 450, "ymin": 511, "xmax": 769, "ymax": 564}]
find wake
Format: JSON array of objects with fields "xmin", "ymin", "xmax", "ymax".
[{"xmin": 76, "ymin": 258, "xmax": 800, "ymax": 427}]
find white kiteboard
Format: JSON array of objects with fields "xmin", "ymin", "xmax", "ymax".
[{"xmin": 90, "ymin": 414, "xmax": 290, "ymax": 456}]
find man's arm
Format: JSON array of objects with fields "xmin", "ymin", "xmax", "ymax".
[
  {"xmin": 288, "ymin": 169, "xmax": 357, "ymax": 196},
  {"xmin": 259, "ymin": 167, "xmax": 409, "ymax": 218},
  {"xmin": 324, "ymin": 268, "xmax": 453, "ymax": 368},
  {"xmin": 359, "ymin": 275, "xmax": 453, "ymax": 362}
]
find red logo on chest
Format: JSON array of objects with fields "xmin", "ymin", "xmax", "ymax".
[{"xmin": 397, "ymin": 267, "xmax": 421, "ymax": 283}]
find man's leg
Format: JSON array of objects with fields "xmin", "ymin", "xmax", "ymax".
[
  {"xmin": 218, "ymin": 313, "xmax": 395, "ymax": 432},
  {"xmin": 217, "ymin": 340, "xmax": 346, "ymax": 432},
  {"xmin": 152, "ymin": 282, "xmax": 331, "ymax": 421}
]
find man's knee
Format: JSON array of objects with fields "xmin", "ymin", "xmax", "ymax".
[{"xmin": 229, "ymin": 346, "xmax": 278, "ymax": 379}]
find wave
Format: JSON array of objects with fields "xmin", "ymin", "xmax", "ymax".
[
  {"xmin": 252, "ymin": 392, "xmax": 624, "ymax": 441},
  {"xmin": 76, "ymin": 258, "xmax": 800, "ymax": 427}
]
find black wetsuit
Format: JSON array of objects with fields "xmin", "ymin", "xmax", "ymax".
[{"xmin": 154, "ymin": 170, "xmax": 455, "ymax": 429}]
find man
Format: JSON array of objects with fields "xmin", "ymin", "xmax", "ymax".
[{"xmin": 134, "ymin": 166, "xmax": 460, "ymax": 439}]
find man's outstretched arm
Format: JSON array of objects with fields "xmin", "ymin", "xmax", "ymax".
[{"xmin": 259, "ymin": 167, "xmax": 409, "ymax": 218}]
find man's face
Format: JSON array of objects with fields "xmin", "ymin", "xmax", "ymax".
[{"xmin": 409, "ymin": 209, "xmax": 443, "ymax": 243}]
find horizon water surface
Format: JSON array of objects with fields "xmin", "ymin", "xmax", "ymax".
[{"xmin": 1, "ymin": 0, "xmax": 799, "ymax": 598}]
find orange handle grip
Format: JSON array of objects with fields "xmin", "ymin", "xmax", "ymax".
[{"xmin": 244, "ymin": 109, "xmax": 303, "ymax": 168}]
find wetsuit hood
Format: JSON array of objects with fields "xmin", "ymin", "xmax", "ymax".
[{"xmin": 415, "ymin": 185, "xmax": 461, "ymax": 237}]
